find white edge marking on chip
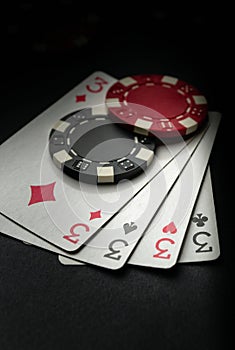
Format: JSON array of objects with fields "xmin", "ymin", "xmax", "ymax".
[
  {"xmin": 97, "ymin": 166, "xmax": 114, "ymax": 183},
  {"xmin": 161, "ymin": 121, "xmax": 173, "ymax": 128},
  {"xmin": 186, "ymin": 107, "xmax": 191, "ymax": 113},
  {"xmin": 70, "ymin": 149, "xmax": 77, "ymax": 156},
  {"xmin": 130, "ymin": 147, "xmax": 137, "ymax": 155},
  {"xmin": 79, "ymin": 120, "xmax": 88, "ymax": 125},
  {"xmin": 143, "ymin": 116, "xmax": 153, "ymax": 121},
  {"xmin": 106, "ymin": 98, "xmax": 122, "ymax": 108},
  {"xmin": 117, "ymin": 157, "xmax": 126, "ymax": 162},
  {"xmin": 53, "ymin": 150, "xmax": 73, "ymax": 169},
  {"xmin": 135, "ymin": 118, "xmax": 153, "ymax": 130},
  {"xmin": 92, "ymin": 104, "xmax": 108, "ymax": 115},
  {"xmin": 161, "ymin": 76, "xmax": 178, "ymax": 85},
  {"xmin": 135, "ymin": 148, "xmax": 154, "ymax": 166},
  {"xmin": 120, "ymin": 76, "xmax": 137, "ymax": 87},
  {"xmin": 186, "ymin": 97, "xmax": 191, "ymax": 104},
  {"xmin": 179, "ymin": 117, "xmax": 198, "ymax": 135},
  {"xmin": 53, "ymin": 120, "xmax": 70, "ymax": 133},
  {"xmin": 193, "ymin": 95, "xmax": 207, "ymax": 105},
  {"xmin": 176, "ymin": 114, "xmax": 184, "ymax": 120}
]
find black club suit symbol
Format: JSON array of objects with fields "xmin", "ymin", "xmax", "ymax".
[{"xmin": 192, "ymin": 213, "xmax": 208, "ymax": 227}]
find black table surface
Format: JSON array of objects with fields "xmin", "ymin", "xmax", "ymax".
[{"xmin": 1, "ymin": 4, "xmax": 233, "ymax": 350}]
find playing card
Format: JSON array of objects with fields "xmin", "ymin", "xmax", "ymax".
[
  {"xmin": 129, "ymin": 113, "xmax": 221, "ymax": 268},
  {"xmin": 57, "ymin": 166, "xmax": 220, "ymax": 265},
  {"xmin": 178, "ymin": 166, "xmax": 220, "ymax": 263},
  {"xmin": 0, "ymin": 70, "xmax": 201, "ymax": 252},
  {"xmin": 0, "ymin": 71, "xmax": 118, "ymax": 251}
]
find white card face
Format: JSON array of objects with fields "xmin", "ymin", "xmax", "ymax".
[
  {"xmin": 0, "ymin": 71, "xmax": 118, "ymax": 252},
  {"xmin": 178, "ymin": 166, "xmax": 220, "ymax": 263},
  {"xmin": 57, "ymin": 166, "xmax": 220, "ymax": 266},
  {"xmin": 129, "ymin": 113, "xmax": 221, "ymax": 269},
  {"xmin": 0, "ymin": 70, "xmax": 200, "ymax": 252}
]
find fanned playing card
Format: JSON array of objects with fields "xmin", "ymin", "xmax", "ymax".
[
  {"xmin": 178, "ymin": 166, "xmax": 220, "ymax": 263},
  {"xmin": 0, "ymin": 71, "xmax": 118, "ymax": 251},
  {"xmin": 129, "ymin": 113, "xmax": 220, "ymax": 268}
]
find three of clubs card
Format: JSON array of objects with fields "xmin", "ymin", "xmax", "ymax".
[{"xmin": 0, "ymin": 71, "xmax": 221, "ymax": 270}]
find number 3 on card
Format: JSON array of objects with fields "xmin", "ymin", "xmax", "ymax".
[{"xmin": 153, "ymin": 238, "xmax": 175, "ymax": 259}]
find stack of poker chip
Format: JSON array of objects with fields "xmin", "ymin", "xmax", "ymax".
[{"xmin": 49, "ymin": 74, "xmax": 208, "ymax": 185}]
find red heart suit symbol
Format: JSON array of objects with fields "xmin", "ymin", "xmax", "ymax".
[{"xmin": 162, "ymin": 221, "xmax": 177, "ymax": 234}]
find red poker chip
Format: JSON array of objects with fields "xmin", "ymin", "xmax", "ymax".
[{"xmin": 105, "ymin": 75, "xmax": 208, "ymax": 138}]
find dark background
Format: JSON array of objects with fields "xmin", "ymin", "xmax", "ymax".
[{"xmin": 0, "ymin": 2, "xmax": 233, "ymax": 350}]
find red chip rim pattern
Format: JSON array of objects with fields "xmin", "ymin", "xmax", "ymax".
[{"xmin": 105, "ymin": 75, "xmax": 208, "ymax": 138}]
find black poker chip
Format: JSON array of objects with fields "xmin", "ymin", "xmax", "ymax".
[{"xmin": 49, "ymin": 107, "xmax": 157, "ymax": 184}]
